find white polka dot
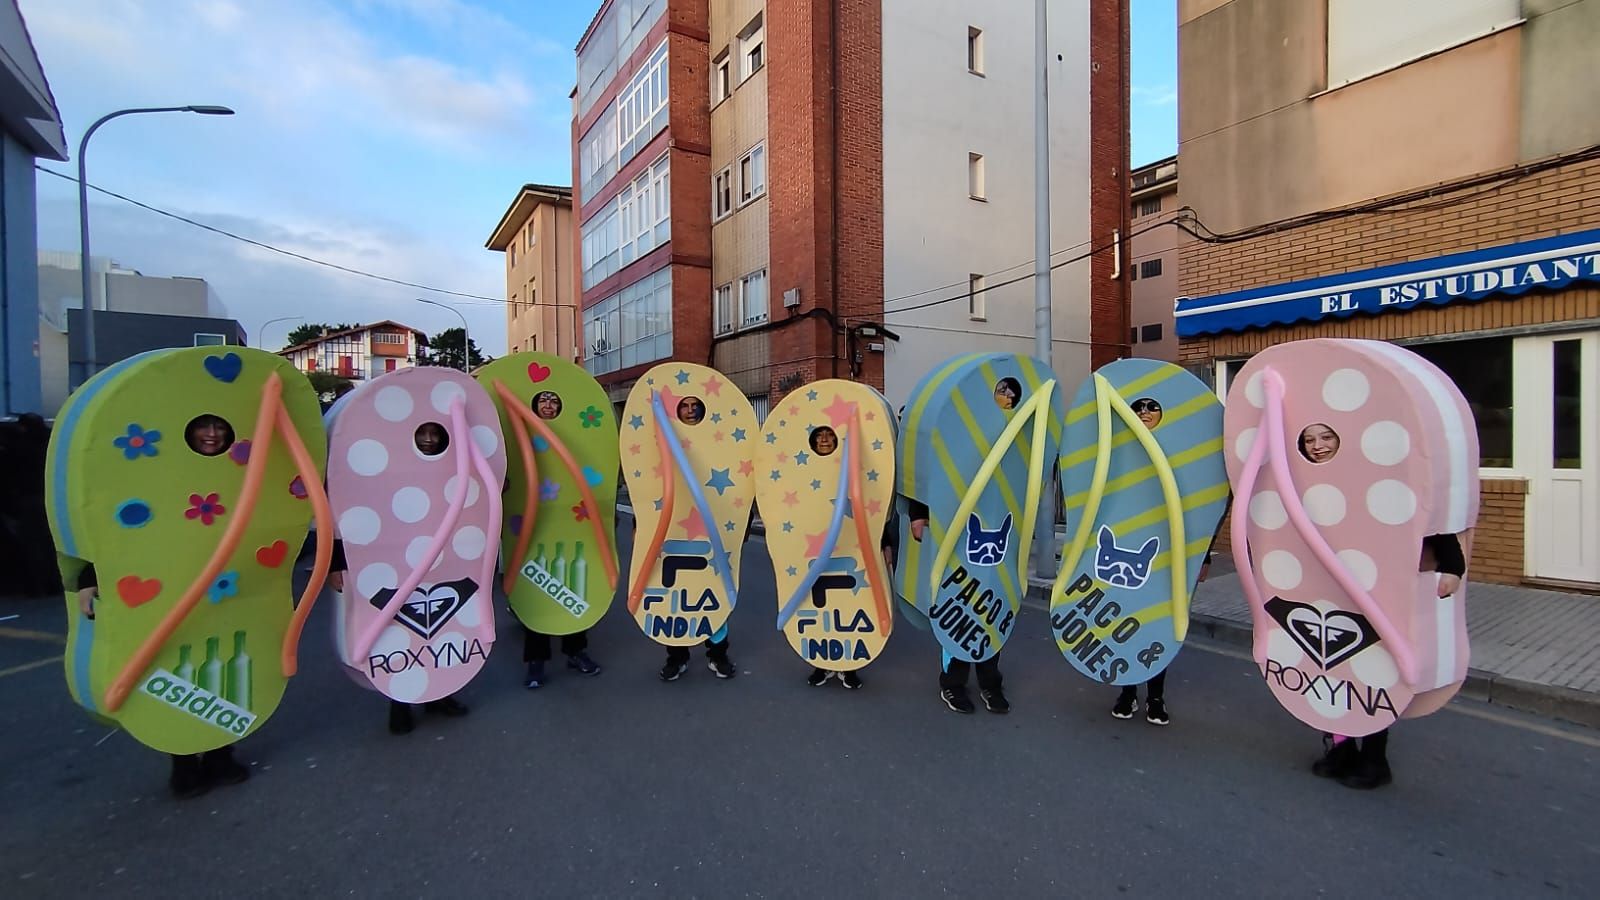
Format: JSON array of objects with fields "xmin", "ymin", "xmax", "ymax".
[
  {"xmin": 347, "ymin": 439, "xmax": 389, "ymax": 476},
  {"xmin": 393, "ymin": 487, "xmax": 431, "ymax": 524},
  {"xmin": 471, "ymin": 425, "xmax": 500, "ymax": 457},
  {"xmin": 1266, "ymin": 629, "xmax": 1306, "ymax": 668},
  {"xmin": 452, "ymin": 525, "xmax": 487, "ymax": 561},
  {"xmin": 338, "ymin": 507, "xmax": 381, "ymax": 546},
  {"xmin": 1303, "ymin": 484, "xmax": 1347, "ymax": 527},
  {"xmin": 1249, "ymin": 491, "xmax": 1287, "ymax": 530},
  {"xmin": 372, "ymin": 625, "xmax": 412, "ymax": 658},
  {"xmin": 1335, "ymin": 549, "xmax": 1379, "ymax": 591},
  {"xmin": 374, "ymin": 386, "xmax": 414, "ymax": 422},
  {"xmin": 1367, "ymin": 480, "xmax": 1417, "ymax": 525},
  {"xmin": 444, "ymin": 475, "xmax": 481, "ymax": 508},
  {"xmin": 1234, "ymin": 427, "xmax": 1258, "ymax": 463},
  {"xmin": 405, "ymin": 536, "xmax": 443, "ymax": 571},
  {"xmin": 431, "ymin": 381, "xmax": 467, "ymax": 415},
  {"xmin": 1243, "ymin": 370, "xmax": 1265, "ymax": 408},
  {"xmin": 1322, "ymin": 368, "xmax": 1371, "ymax": 412},
  {"xmin": 435, "ymin": 630, "xmax": 469, "ymax": 654},
  {"xmin": 386, "ymin": 667, "xmax": 428, "ymax": 702},
  {"xmin": 455, "ymin": 595, "xmax": 484, "ymax": 628},
  {"xmin": 1361, "ymin": 420, "xmax": 1411, "ymax": 466},
  {"xmin": 1262, "ymin": 550, "xmax": 1303, "ymax": 590},
  {"xmin": 1349, "ymin": 644, "xmax": 1399, "ymax": 690},
  {"xmin": 357, "ymin": 563, "xmax": 398, "ymax": 600}
]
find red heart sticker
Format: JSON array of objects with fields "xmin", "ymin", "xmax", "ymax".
[
  {"xmin": 527, "ymin": 362, "xmax": 551, "ymax": 383},
  {"xmin": 116, "ymin": 576, "xmax": 162, "ymax": 608},
  {"xmin": 256, "ymin": 540, "xmax": 289, "ymax": 568}
]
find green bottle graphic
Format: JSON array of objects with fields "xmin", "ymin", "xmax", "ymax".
[
  {"xmin": 173, "ymin": 644, "xmax": 196, "ymax": 684},
  {"xmin": 224, "ymin": 630, "xmax": 253, "ymax": 712},
  {"xmin": 570, "ymin": 541, "xmax": 588, "ymax": 595},
  {"xmin": 532, "ymin": 542, "xmax": 548, "ymax": 576},
  {"xmin": 198, "ymin": 636, "xmax": 223, "ymax": 696},
  {"xmin": 552, "ymin": 542, "xmax": 568, "ymax": 587}
]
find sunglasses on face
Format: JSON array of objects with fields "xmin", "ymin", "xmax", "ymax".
[{"xmin": 1131, "ymin": 400, "xmax": 1161, "ymax": 413}]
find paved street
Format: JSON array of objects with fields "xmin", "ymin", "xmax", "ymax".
[{"xmin": 3, "ymin": 525, "xmax": 1599, "ymax": 897}]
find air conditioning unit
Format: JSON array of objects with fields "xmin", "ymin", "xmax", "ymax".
[{"xmin": 783, "ymin": 288, "xmax": 801, "ymax": 309}]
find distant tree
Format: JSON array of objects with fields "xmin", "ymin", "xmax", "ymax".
[
  {"xmin": 419, "ymin": 327, "xmax": 489, "ymax": 370},
  {"xmin": 285, "ymin": 322, "xmax": 357, "ymax": 347},
  {"xmin": 306, "ymin": 371, "xmax": 355, "ymax": 408}
]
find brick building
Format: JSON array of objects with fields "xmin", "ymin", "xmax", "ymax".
[
  {"xmin": 572, "ymin": 0, "xmax": 1129, "ymax": 415},
  {"xmin": 1172, "ymin": 0, "xmax": 1600, "ymax": 587},
  {"xmin": 1128, "ymin": 155, "xmax": 1177, "ymax": 360}
]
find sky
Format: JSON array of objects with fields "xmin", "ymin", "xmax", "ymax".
[{"xmin": 26, "ymin": 0, "xmax": 1178, "ymax": 354}]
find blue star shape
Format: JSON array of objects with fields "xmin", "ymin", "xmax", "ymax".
[
  {"xmin": 653, "ymin": 498, "xmax": 664, "ymax": 510},
  {"xmin": 629, "ymin": 415, "xmax": 645, "ymax": 430},
  {"xmin": 830, "ymin": 497, "xmax": 855, "ymax": 518},
  {"xmin": 646, "ymin": 377, "xmax": 655, "ymax": 386},
  {"xmin": 794, "ymin": 451, "xmax": 810, "ymax": 466},
  {"xmin": 770, "ymin": 470, "xmax": 783, "ymax": 481},
  {"xmin": 782, "ymin": 521, "xmax": 794, "ymax": 533},
  {"xmin": 779, "ymin": 419, "xmax": 788, "ymax": 428},
  {"xmin": 867, "ymin": 469, "xmax": 879, "ymax": 482},
  {"xmin": 765, "ymin": 433, "xmax": 778, "ymax": 444},
  {"xmin": 705, "ymin": 468, "xmax": 735, "ymax": 495},
  {"xmin": 724, "ymin": 520, "xmax": 736, "ymax": 532},
  {"xmin": 807, "ymin": 389, "xmax": 818, "ymax": 401},
  {"xmin": 731, "ymin": 428, "xmax": 747, "ymax": 443},
  {"xmin": 872, "ymin": 439, "xmax": 884, "ymax": 451},
  {"xmin": 786, "ymin": 566, "xmax": 799, "ymax": 577},
  {"xmin": 810, "ymin": 479, "xmax": 823, "ymax": 491},
  {"xmin": 675, "ymin": 369, "xmax": 691, "ymax": 384},
  {"xmin": 633, "ymin": 470, "xmax": 642, "ymax": 478},
  {"xmin": 730, "ymin": 408, "xmax": 739, "ymax": 416},
  {"xmin": 711, "ymin": 412, "xmax": 723, "ymax": 424}
]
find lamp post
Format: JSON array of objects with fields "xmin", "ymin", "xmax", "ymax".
[
  {"xmin": 258, "ymin": 315, "xmax": 303, "ymax": 350},
  {"xmin": 78, "ymin": 105, "xmax": 234, "ymax": 382},
  {"xmin": 417, "ymin": 298, "xmax": 470, "ymax": 372}
]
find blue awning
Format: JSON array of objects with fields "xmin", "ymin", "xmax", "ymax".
[{"xmin": 1175, "ymin": 227, "xmax": 1600, "ymax": 337}]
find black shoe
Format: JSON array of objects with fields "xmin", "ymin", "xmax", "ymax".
[
  {"xmin": 708, "ymin": 656, "xmax": 737, "ymax": 679},
  {"xmin": 940, "ymin": 687, "xmax": 975, "ymax": 714},
  {"xmin": 1145, "ymin": 698, "xmax": 1169, "ymax": 726},
  {"xmin": 1339, "ymin": 739, "xmax": 1393, "ymax": 790},
  {"xmin": 660, "ymin": 659, "xmax": 688, "ymax": 682},
  {"xmin": 1312, "ymin": 736, "xmax": 1359, "ymax": 779},
  {"xmin": 202, "ymin": 747, "xmax": 250, "ymax": 785},
  {"xmin": 388, "ymin": 702, "xmax": 415, "ymax": 735},
  {"xmin": 980, "ymin": 688, "xmax": 1010, "ymax": 714},
  {"xmin": 169, "ymin": 754, "xmax": 211, "ymax": 800},
  {"xmin": 807, "ymin": 668, "xmax": 832, "ymax": 687},
  {"xmin": 525, "ymin": 660, "xmax": 546, "ymax": 689},
  {"xmin": 1112, "ymin": 692, "xmax": 1139, "ymax": 720},
  {"xmin": 567, "ymin": 652, "xmax": 602, "ymax": 676},
  {"xmin": 425, "ymin": 696, "xmax": 469, "ymax": 717},
  {"xmin": 841, "ymin": 671, "xmax": 863, "ymax": 690}
]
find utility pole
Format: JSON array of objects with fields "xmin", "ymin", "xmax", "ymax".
[{"xmin": 1032, "ymin": 0, "xmax": 1057, "ymax": 581}]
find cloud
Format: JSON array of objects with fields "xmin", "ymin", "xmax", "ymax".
[{"xmin": 1132, "ymin": 84, "xmax": 1178, "ymax": 107}]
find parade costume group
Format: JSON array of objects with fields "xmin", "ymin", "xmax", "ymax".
[{"xmin": 48, "ymin": 339, "xmax": 1477, "ymax": 797}]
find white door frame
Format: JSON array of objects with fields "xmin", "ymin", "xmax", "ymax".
[{"xmin": 1516, "ymin": 331, "xmax": 1599, "ymax": 584}]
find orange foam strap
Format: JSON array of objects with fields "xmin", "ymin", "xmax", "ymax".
[
  {"xmin": 501, "ymin": 397, "xmax": 619, "ymax": 590},
  {"xmin": 275, "ymin": 402, "xmax": 333, "ymax": 676},
  {"xmin": 846, "ymin": 405, "xmax": 892, "ymax": 638},
  {"xmin": 493, "ymin": 380, "xmax": 542, "ymax": 596},
  {"xmin": 626, "ymin": 391, "xmax": 677, "ymax": 615}
]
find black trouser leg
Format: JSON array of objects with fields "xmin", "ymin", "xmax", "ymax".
[
  {"xmin": 940, "ymin": 658, "xmax": 971, "ymax": 690},
  {"xmin": 560, "ymin": 631, "xmax": 589, "ymax": 657},
  {"xmin": 666, "ymin": 645, "xmax": 691, "ymax": 665},
  {"xmin": 1361, "ymin": 728, "xmax": 1389, "ymax": 760},
  {"xmin": 1145, "ymin": 670, "xmax": 1166, "ymax": 702},
  {"xmin": 524, "ymin": 627, "xmax": 552, "ymax": 663},
  {"xmin": 705, "ymin": 635, "xmax": 730, "ymax": 663},
  {"xmin": 975, "ymin": 654, "xmax": 1003, "ymax": 692}
]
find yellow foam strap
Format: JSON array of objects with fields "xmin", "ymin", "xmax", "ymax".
[
  {"xmin": 927, "ymin": 381, "xmax": 1057, "ymax": 598},
  {"xmin": 1050, "ymin": 374, "xmax": 1115, "ymax": 606}
]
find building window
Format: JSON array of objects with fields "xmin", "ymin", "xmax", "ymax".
[
  {"xmin": 714, "ymin": 283, "xmax": 735, "ymax": 336},
  {"xmin": 511, "ymin": 293, "xmax": 520, "ymax": 317},
  {"xmin": 584, "ymin": 267, "xmax": 674, "ymax": 376},
  {"xmin": 617, "ymin": 41, "xmax": 670, "ymax": 166},
  {"xmin": 739, "ymin": 144, "xmax": 766, "ymax": 205},
  {"xmin": 1409, "ymin": 336, "xmax": 1513, "ymax": 468},
  {"xmin": 193, "ymin": 333, "xmax": 226, "ymax": 346},
  {"xmin": 967, "ymin": 26, "xmax": 984, "ymax": 75},
  {"xmin": 1135, "ymin": 197, "xmax": 1161, "ymax": 218},
  {"xmin": 508, "ymin": 243, "xmax": 517, "ymax": 267},
  {"xmin": 526, "ymin": 227, "xmax": 536, "ymax": 250},
  {"xmin": 583, "ymin": 154, "xmax": 670, "ymax": 289},
  {"xmin": 1129, "ymin": 328, "xmax": 1139, "ymax": 344},
  {"xmin": 968, "ymin": 153, "xmax": 986, "ymax": 201},
  {"xmin": 1140, "ymin": 323, "xmax": 1163, "ymax": 343},
  {"xmin": 739, "ymin": 269, "xmax": 769, "ymax": 328},
  {"xmin": 739, "ymin": 14, "xmax": 764, "ymax": 82},
  {"xmin": 968, "ymin": 274, "xmax": 986, "ymax": 321},
  {"xmin": 712, "ymin": 48, "xmax": 731, "ymax": 104},
  {"xmin": 713, "ymin": 167, "xmax": 734, "ymax": 220},
  {"xmin": 372, "ymin": 332, "xmax": 407, "ymax": 345},
  {"xmin": 1140, "ymin": 259, "xmax": 1163, "ymax": 279}
]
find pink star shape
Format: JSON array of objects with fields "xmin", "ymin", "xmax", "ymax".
[
  {"xmin": 739, "ymin": 460, "xmax": 755, "ymax": 476},
  {"xmin": 782, "ymin": 491, "xmax": 800, "ymax": 508},
  {"xmin": 702, "ymin": 376, "xmax": 725, "ymax": 396},
  {"xmin": 804, "ymin": 528, "xmax": 829, "ymax": 557},
  {"xmin": 676, "ymin": 509, "xmax": 710, "ymax": 540},
  {"xmin": 823, "ymin": 395, "xmax": 857, "ymax": 428}
]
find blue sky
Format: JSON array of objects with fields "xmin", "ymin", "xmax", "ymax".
[{"xmin": 26, "ymin": 0, "xmax": 1177, "ymax": 353}]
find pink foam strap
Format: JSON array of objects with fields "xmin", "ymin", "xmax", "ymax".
[
  {"xmin": 465, "ymin": 425, "xmax": 503, "ymax": 645},
  {"xmin": 1229, "ymin": 394, "xmax": 1274, "ymax": 669}
]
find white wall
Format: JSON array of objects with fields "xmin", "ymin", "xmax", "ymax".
[{"xmin": 881, "ymin": 0, "xmax": 1093, "ymax": 409}]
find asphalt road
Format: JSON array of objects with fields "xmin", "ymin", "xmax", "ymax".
[{"xmin": 3, "ymin": 525, "xmax": 1598, "ymax": 897}]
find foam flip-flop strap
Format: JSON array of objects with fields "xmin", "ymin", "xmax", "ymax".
[
  {"xmin": 1229, "ymin": 396, "xmax": 1276, "ymax": 669},
  {"xmin": 272, "ymin": 399, "xmax": 335, "ymax": 676},
  {"xmin": 626, "ymin": 401, "xmax": 678, "ymax": 616},
  {"xmin": 1102, "ymin": 387, "xmax": 1189, "ymax": 639},
  {"xmin": 493, "ymin": 379, "xmax": 542, "ymax": 596},
  {"xmin": 1012, "ymin": 381, "xmax": 1057, "ymax": 591},
  {"xmin": 776, "ymin": 428, "xmax": 854, "ymax": 629},
  {"xmin": 464, "ymin": 419, "xmax": 503, "ymax": 646},
  {"xmin": 1051, "ymin": 374, "xmax": 1115, "ymax": 607},
  {"xmin": 502, "ymin": 392, "xmax": 618, "ymax": 590},
  {"xmin": 650, "ymin": 389, "xmax": 739, "ymax": 608},
  {"xmin": 846, "ymin": 404, "xmax": 893, "ymax": 638}
]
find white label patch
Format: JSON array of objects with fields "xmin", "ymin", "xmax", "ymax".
[
  {"xmin": 520, "ymin": 562, "xmax": 589, "ymax": 618},
  {"xmin": 140, "ymin": 668, "xmax": 254, "ymax": 736}
]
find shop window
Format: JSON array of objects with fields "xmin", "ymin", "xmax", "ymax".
[
  {"xmin": 1140, "ymin": 259, "xmax": 1163, "ymax": 279},
  {"xmin": 1409, "ymin": 336, "xmax": 1513, "ymax": 468},
  {"xmin": 1141, "ymin": 323, "xmax": 1163, "ymax": 343},
  {"xmin": 1136, "ymin": 197, "xmax": 1161, "ymax": 218},
  {"xmin": 1553, "ymin": 338, "xmax": 1582, "ymax": 469}
]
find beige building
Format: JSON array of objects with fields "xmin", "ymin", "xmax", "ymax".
[
  {"xmin": 1128, "ymin": 155, "xmax": 1177, "ymax": 361},
  {"xmin": 486, "ymin": 184, "xmax": 576, "ymax": 359}
]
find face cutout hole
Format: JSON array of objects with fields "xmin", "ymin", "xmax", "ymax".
[
  {"xmin": 1299, "ymin": 423, "xmax": 1341, "ymax": 464},
  {"xmin": 809, "ymin": 426, "xmax": 839, "ymax": 457},
  {"xmin": 414, "ymin": 422, "xmax": 449, "ymax": 457},
  {"xmin": 185, "ymin": 414, "xmax": 236, "ymax": 457},
  {"xmin": 994, "ymin": 377, "xmax": 1022, "ymax": 411},
  {"xmin": 1131, "ymin": 397, "xmax": 1163, "ymax": 429},
  {"xmin": 532, "ymin": 391, "xmax": 563, "ymax": 420},
  {"xmin": 677, "ymin": 396, "xmax": 706, "ymax": 425}
]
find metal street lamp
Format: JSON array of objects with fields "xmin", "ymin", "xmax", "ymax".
[
  {"xmin": 417, "ymin": 298, "xmax": 470, "ymax": 372},
  {"xmin": 258, "ymin": 315, "xmax": 303, "ymax": 349},
  {"xmin": 78, "ymin": 104, "xmax": 234, "ymax": 383}
]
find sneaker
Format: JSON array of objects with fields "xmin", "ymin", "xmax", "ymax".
[
  {"xmin": 708, "ymin": 656, "xmax": 737, "ymax": 679},
  {"xmin": 1338, "ymin": 758, "xmax": 1393, "ymax": 790},
  {"xmin": 202, "ymin": 747, "xmax": 250, "ymax": 786},
  {"xmin": 169, "ymin": 754, "xmax": 211, "ymax": 800},
  {"xmin": 388, "ymin": 701, "xmax": 415, "ymax": 735},
  {"xmin": 807, "ymin": 668, "xmax": 833, "ymax": 687},
  {"xmin": 525, "ymin": 660, "xmax": 546, "ymax": 689},
  {"xmin": 1145, "ymin": 698, "xmax": 1170, "ymax": 726},
  {"xmin": 980, "ymin": 688, "xmax": 1011, "ymax": 714},
  {"xmin": 1111, "ymin": 693, "xmax": 1140, "ymax": 720},
  {"xmin": 659, "ymin": 660, "xmax": 688, "ymax": 682},
  {"xmin": 567, "ymin": 652, "xmax": 602, "ymax": 676},
  {"xmin": 841, "ymin": 671, "xmax": 863, "ymax": 690},
  {"xmin": 426, "ymin": 696, "xmax": 470, "ymax": 717},
  {"xmin": 940, "ymin": 687, "xmax": 975, "ymax": 714},
  {"xmin": 1311, "ymin": 736, "xmax": 1359, "ymax": 779}
]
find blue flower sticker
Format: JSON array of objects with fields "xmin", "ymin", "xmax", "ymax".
[
  {"xmin": 112, "ymin": 424, "xmax": 161, "ymax": 460},
  {"xmin": 115, "ymin": 500, "xmax": 152, "ymax": 529},
  {"xmin": 207, "ymin": 570, "xmax": 240, "ymax": 604}
]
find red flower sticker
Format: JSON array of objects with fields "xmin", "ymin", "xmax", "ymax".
[{"xmin": 186, "ymin": 492, "xmax": 227, "ymax": 526}]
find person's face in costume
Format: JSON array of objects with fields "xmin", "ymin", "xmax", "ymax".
[
  {"xmin": 1131, "ymin": 397, "xmax": 1163, "ymax": 430},
  {"xmin": 811, "ymin": 426, "xmax": 838, "ymax": 456},
  {"xmin": 187, "ymin": 415, "xmax": 233, "ymax": 457},
  {"xmin": 1300, "ymin": 423, "xmax": 1340, "ymax": 463},
  {"xmin": 534, "ymin": 392, "xmax": 562, "ymax": 420},
  {"xmin": 678, "ymin": 397, "xmax": 705, "ymax": 425},
  {"xmin": 994, "ymin": 382, "xmax": 1018, "ymax": 410},
  {"xmin": 414, "ymin": 423, "xmax": 447, "ymax": 456}
]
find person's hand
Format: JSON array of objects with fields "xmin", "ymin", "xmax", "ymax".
[
  {"xmin": 77, "ymin": 587, "xmax": 97, "ymax": 619},
  {"xmin": 329, "ymin": 571, "xmax": 345, "ymax": 593},
  {"xmin": 1437, "ymin": 573, "xmax": 1461, "ymax": 598},
  {"xmin": 911, "ymin": 519, "xmax": 928, "ymax": 542}
]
